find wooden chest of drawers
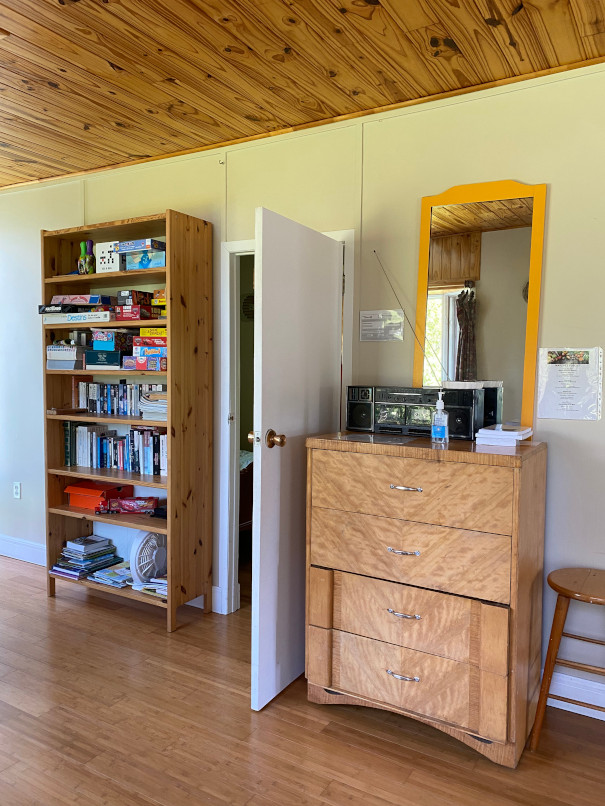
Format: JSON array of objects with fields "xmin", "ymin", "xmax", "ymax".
[{"xmin": 305, "ymin": 433, "xmax": 547, "ymax": 768}]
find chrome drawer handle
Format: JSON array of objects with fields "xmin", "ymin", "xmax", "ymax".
[
  {"xmin": 387, "ymin": 608, "xmax": 421, "ymax": 620},
  {"xmin": 390, "ymin": 484, "xmax": 423, "ymax": 492},
  {"xmin": 386, "ymin": 669, "xmax": 420, "ymax": 683},
  {"xmin": 387, "ymin": 547, "xmax": 420, "ymax": 556}
]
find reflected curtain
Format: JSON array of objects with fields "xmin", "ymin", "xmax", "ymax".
[{"xmin": 455, "ymin": 288, "xmax": 477, "ymax": 381}]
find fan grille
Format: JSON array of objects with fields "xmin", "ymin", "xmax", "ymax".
[{"xmin": 130, "ymin": 532, "xmax": 167, "ymax": 583}]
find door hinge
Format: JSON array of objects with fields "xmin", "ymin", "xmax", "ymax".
[{"xmin": 228, "ymin": 413, "xmax": 235, "ymax": 423}]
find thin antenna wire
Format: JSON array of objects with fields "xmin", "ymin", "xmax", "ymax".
[{"xmin": 373, "ymin": 250, "xmax": 450, "ymax": 383}]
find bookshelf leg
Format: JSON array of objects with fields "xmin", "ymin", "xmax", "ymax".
[
  {"xmin": 47, "ymin": 576, "xmax": 56, "ymax": 597},
  {"xmin": 167, "ymin": 603, "xmax": 178, "ymax": 632}
]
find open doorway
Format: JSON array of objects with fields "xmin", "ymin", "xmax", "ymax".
[
  {"xmin": 217, "ymin": 229, "xmax": 354, "ymax": 620},
  {"xmin": 236, "ymin": 254, "xmax": 254, "ymax": 609}
]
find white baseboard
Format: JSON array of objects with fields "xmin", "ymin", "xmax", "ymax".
[
  {"xmin": 548, "ymin": 671, "xmax": 605, "ymax": 722},
  {"xmin": 210, "ymin": 584, "xmax": 227, "ymax": 614},
  {"xmin": 0, "ymin": 534, "xmax": 45, "ymax": 566}
]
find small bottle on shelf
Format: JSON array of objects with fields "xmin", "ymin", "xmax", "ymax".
[
  {"xmin": 431, "ymin": 390, "xmax": 449, "ymax": 445},
  {"xmin": 77, "ymin": 240, "xmax": 95, "ymax": 274}
]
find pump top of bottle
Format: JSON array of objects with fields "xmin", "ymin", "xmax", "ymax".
[{"xmin": 436, "ymin": 390, "xmax": 445, "ymax": 411}]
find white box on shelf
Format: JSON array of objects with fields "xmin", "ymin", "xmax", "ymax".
[{"xmin": 96, "ymin": 241, "xmax": 124, "ymax": 273}]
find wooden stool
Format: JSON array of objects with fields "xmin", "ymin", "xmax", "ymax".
[{"xmin": 529, "ymin": 568, "xmax": 605, "ymax": 751}]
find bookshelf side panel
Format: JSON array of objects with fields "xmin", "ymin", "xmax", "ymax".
[{"xmin": 167, "ymin": 211, "xmax": 213, "ymax": 611}]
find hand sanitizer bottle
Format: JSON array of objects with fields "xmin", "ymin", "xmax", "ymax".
[{"xmin": 431, "ymin": 390, "xmax": 449, "ymax": 445}]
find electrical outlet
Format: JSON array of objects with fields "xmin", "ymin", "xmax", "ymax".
[{"xmin": 13, "ymin": 482, "xmax": 21, "ymax": 499}]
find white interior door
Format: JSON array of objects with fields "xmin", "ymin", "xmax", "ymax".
[{"xmin": 251, "ymin": 208, "xmax": 343, "ymax": 710}]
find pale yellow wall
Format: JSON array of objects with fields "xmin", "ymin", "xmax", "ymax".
[
  {"xmin": 0, "ymin": 180, "xmax": 83, "ymax": 549},
  {"xmin": 2, "ymin": 64, "xmax": 605, "ymax": 676},
  {"xmin": 476, "ymin": 228, "xmax": 532, "ymax": 423}
]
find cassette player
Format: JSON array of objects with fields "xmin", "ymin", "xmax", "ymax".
[{"xmin": 346, "ymin": 386, "xmax": 500, "ymax": 441}]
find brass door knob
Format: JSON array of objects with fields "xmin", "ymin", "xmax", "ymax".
[
  {"xmin": 265, "ymin": 429, "xmax": 287, "ymax": 448},
  {"xmin": 248, "ymin": 431, "xmax": 255, "ymax": 444}
]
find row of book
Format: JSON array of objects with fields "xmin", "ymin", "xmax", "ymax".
[
  {"xmin": 76, "ymin": 380, "xmax": 167, "ymax": 419},
  {"xmin": 63, "ymin": 422, "xmax": 168, "ymax": 476}
]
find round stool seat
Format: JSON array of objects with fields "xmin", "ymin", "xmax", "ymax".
[{"xmin": 547, "ymin": 567, "xmax": 605, "ymax": 606}]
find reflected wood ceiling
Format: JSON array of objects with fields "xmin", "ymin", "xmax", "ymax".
[
  {"xmin": 0, "ymin": 0, "xmax": 604, "ymax": 188},
  {"xmin": 431, "ymin": 198, "xmax": 534, "ymax": 236}
]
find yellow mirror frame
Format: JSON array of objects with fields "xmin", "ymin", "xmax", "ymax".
[{"xmin": 412, "ymin": 180, "xmax": 547, "ymax": 428}]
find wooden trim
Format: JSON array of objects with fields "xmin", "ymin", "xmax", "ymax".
[
  {"xmin": 46, "ymin": 369, "xmax": 166, "ymax": 377},
  {"xmin": 556, "ymin": 658, "xmax": 605, "ymax": 676},
  {"xmin": 43, "ymin": 213, "xmax": 166, "ymax": 238},
  {"xmin": 50, "ymin": 573, "xmax": 167, "ymax": 608},
  {"xmin": 305, "ymin": 433, "xmax": 546, "ymax": 468},
  {"xmin": 307, "ymin": 626, "xmax": 332, "ymax": 688},
  {"xmin": 47, "ymin": 412, "xmax": 167, "ymax": 428},
  {"xmin": 412, "ymin": 180, "xmax": 547, "ymax": 431},
  {"xmin": 562, "ymin": 632, "xmax": 605, "ymax": 647},
  {"xmin": 44, "ymin": 319, "xmax": 168, "ymax": 330},
  {"xmin": 45, "ymin": 268, "xmax": 166, "ymax": 287},
  {"xmin": 48, "ymin": 505, "xmax": 168, "ymax": 535},
  {"xmin": 47, "ymin": 465, "xmax": 167, "ymax": 489},
  {"xmin": 308, "ymin": 567, "xmax": 333, "ymax": 629},
  {"xmin": 548, "ymin": 694, "xmax": 605, "ymax": 714},
  {"xmin": 4, "ymin": 59, "xmax": 605, "ymax": 193}
]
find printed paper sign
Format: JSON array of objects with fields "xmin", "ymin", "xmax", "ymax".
[
  {"xmin": 537, "ymin": 347, "xmax": 602, "ymax": 420},
  {"xmin": 360, "ymin": 309, "xmax": 404, "ymax": 342}
]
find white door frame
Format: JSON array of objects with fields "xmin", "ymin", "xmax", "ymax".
[{"xmin": 215, "ymin": 231, "xmax": 354, "ymax": 615}]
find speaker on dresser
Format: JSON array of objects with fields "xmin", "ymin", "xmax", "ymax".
[{"xmin": 346, "ymin": 386, "xmax": 374, "ymax": 431}]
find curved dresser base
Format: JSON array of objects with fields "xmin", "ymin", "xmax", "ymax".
[{"xmin": 307, "ymin": 682, "xmax": 523, "ymax": 769}]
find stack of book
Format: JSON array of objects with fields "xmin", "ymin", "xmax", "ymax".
[
  {"xmin": 46, "ymin": 344, "xmax": 86, "ymax": 371},
  {"xmin": 139, "ymin": 391, "xmax": 167, "ymax": 421},
  {"xmin": 132, "ymin": 575, "xmax": 168, "ymax": 599},
  {"xmin": 475, "ymin": 424, "xmax": 533, "ymax": 447},
  {"xmin": 40, "ymin": 295, "xmax": 116, "ymax": 325},
  {"xmin": 50, "ymin": 535, "xmax": 121, "ymax": 580},
  {"xmin": 88, "ymin": 562, "xmax": 133, "ymax": 588}
]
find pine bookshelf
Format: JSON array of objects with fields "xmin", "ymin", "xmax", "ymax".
[{"xmin": 42, "ymin": 210, "xmax": 213, "ymax": 631}]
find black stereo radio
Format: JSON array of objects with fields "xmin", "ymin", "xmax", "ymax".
[{"xmin": 346, "ymin": 386, "xmax": 502, "ymax": 440}]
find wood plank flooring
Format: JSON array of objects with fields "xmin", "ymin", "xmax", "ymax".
[{"xmin": 0, "ymin": 555, "xmax": 603, "ymax": 806}]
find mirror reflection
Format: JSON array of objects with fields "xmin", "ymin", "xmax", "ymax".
[{"xmin": 422, "ymin": 197, "xmax": 534, "ymax": 424}]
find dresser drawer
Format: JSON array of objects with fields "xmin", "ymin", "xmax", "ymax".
[
  {"xmin": 310, "ymin": 507, "xmax": 511, "ymax": 603},
  {"xmin": 332, "ymin": 631, "xmax": 508, "ymax": 741},
  {"xmin": 332, "ymin": 572, "xmax": 508, "ymax": 673},
  {"xmin": 312, "ymin": 450, "xmax": 513, "ymax": 535}
]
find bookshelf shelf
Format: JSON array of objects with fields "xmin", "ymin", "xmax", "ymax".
[
  {"xmin": 48, "ymin": 465, "xmax": 168, "ymax": 489},
  {"xmin": 44, "ymin": 319, "xmax": 168, "ymax": 330},
  {"xmin": 48, "ymin": 505, "xmax": 168, "ymax": 534},
  {"xmin": 47, "ymin": 412, "xmax": 167, "ymax": 428},
  {"xmin": 49, "ymin": 573, "xmax": 168, "ymax": 608},
  {"xmin": 43, "ymin": 210, "xmax": 213, "ymax": 631},
  {"xmin": 45, "ymin": 267, "xmax": 167, "ymax": 287},
  {"xmin": 46, "ymin": 369, "xmax": 167, "ymax": 377}
]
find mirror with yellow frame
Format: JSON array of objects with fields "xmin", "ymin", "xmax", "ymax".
[{"xmin": 412, "ymin": 181, "xmax": 546, "ymax": 429}]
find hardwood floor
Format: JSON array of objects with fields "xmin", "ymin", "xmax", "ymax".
[{"xmin": 0, "ymin": 556, "xmax": 603, "ymax": 806}]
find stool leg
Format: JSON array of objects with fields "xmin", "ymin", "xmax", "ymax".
[{"xmin": 529, "ymin": 594, "xmax": 570, "ymax": 751}]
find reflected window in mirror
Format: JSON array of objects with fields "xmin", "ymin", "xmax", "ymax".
[{"xmin": 423, "ymin": 289, "xmax": 460, "ymax": 386}]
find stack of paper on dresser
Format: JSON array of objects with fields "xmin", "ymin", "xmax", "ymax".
[{"xmin": 476, "ymin": 424, "xmax": 533, "ymax": 447}]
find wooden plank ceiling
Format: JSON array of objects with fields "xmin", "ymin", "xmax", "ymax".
[
  {"xmin": 431, "ymin": 198, "xmax": 534, "ymax": 236},
  {"xmin": 0, "ymin": 0, "xmax": 603, "ymax": 188}
]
